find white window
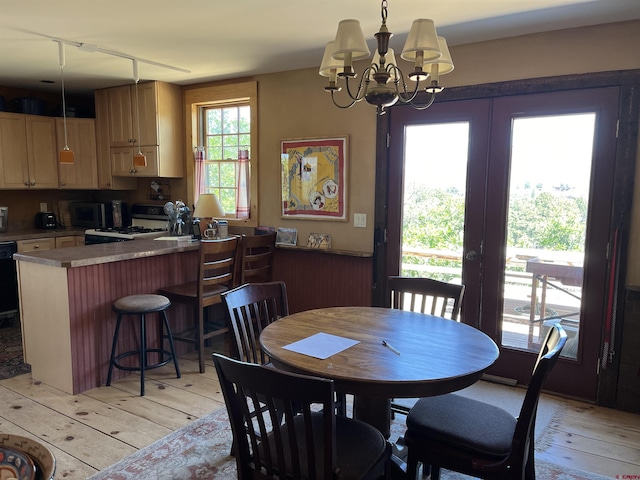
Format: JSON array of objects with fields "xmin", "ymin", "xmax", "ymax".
[
  {"xmin": 185, "ymin": 81, "xmax": 258, "ymax": 226},
  {"xmin": 198, "ymin": 103, "xmax": 251, "ymax": 217}
]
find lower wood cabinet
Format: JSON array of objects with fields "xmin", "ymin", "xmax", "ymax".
[
  {"xmin": 17, "ymin": 235, "xmax": 81, "ymax": 252},
  {"xmin": 55, "ymin": 236, "xmax": 80, "ymax": 248},
  {"xmin": 17, "ymin": 238, "xmax": 56, "ymax": 253}
]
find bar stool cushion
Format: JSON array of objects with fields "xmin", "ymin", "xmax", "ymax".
[{"xmin": 113, "ymin": 294, "xmax": 171, "ymax": 313}]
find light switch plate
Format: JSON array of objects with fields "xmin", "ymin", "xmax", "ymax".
[
  {"xmin": 40, "ymin": 202, "xmax": 48, "ymax": 212},
  {"xmin": 354, "ymin": 213, "xmax": 367, "ymax": 228}
]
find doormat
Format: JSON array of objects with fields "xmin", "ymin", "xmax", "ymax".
[{"xmin": 88, "ymin": 406, "xmax": 612, "ymax": 480}]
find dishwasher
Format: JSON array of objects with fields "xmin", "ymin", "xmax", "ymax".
[{"xmin": 0, "ymin": 241, "xmax": 18, "ymax": 326}]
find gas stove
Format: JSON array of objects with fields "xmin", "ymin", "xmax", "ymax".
[{"xmin": 85, "ymin": 204, "xmax": 169, "ymax": 244}]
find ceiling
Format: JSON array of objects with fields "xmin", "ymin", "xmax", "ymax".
[{"xmin": 2, "ymin": 0, "xmax": 640, "ymax": 97}]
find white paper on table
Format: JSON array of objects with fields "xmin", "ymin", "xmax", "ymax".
[{"xmin": 282, "ymin": 332, "xmax": 360, "ymax": 360}]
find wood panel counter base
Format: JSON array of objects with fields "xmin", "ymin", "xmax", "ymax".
[{"xmin": 17, "ymin": 245, "xmax": 199, "ymax": 394}]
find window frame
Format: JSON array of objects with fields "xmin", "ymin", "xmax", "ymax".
[{"xmin": 184, "ymin": 81, "xmax": 258, "ymax": 227}]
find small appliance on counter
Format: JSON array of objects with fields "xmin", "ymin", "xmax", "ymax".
[
  {"xmin": 0, "ymin": 206, "xmax": 8, "ymax": 233},
  {"xmin": 35, "ymin": 211, "xmax": 57, "ymax": 229},
  {"xmin": 69, "ymin": 200, "xmax": 127, "ymax": 229}
]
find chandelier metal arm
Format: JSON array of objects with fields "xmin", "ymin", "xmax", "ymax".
[{"xmin": 330, "ymin": 67, "xmax": 374, "ymax": 109}]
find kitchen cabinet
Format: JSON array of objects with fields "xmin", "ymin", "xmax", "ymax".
[
  {"xmin": 110, "ymin": 145, "xmax": 159, "ymax": 177},
  {"xmin": 17, "ymin": 237, "xmax": 56, "ymax": 253},
  {"xmin": 0, "ymin": 113, "xmax": 58, "ymax": 189},
  {"xmin": 94, "ymin": 89, "xmax": 136, "ymax": 190},
  {"xmin": 100, "ymin": 81, "xmax": 184, "ymax": 178},
  {"xmin": 55, "ymin": 236, "xmax": 79, "ymax": 248},
  {"xmin": 56, "ymin": 118, "xmax": 99, "ymax": 189}
]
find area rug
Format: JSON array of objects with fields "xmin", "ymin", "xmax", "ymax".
[
  {"xmin": 89, "ymin": 405, "xmax": 610, "ymax": 480},
  {"xmin": 0, "ymin": 326, "xmax": 31, "ymax": 380}
]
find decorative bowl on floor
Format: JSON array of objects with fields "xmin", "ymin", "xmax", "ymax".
[
  {"xmin": 0, "ymin": 434, "xmax": 55, "ymax": 480},
  {"xmin": 0, "ymin": 445, "xmax": 36, "ymax": 479}
]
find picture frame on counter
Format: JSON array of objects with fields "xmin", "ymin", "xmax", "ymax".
[
  {"xmin": 276, "ymin": 227, "xmax": 297, "ymax": 246},
  {"xmin": 307, "ymin": 233, "xmax": 331, "ymax": 250}
]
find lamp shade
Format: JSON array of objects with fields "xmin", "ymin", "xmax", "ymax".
[
  {"xmin": 194, "ymin": 193, "xmax": 224, "ymax": 219},
  {"xmin": 319, "ymin": 41, "xmax": 346, "ymax": 77},
  {"xmin": 430, "ymin": 36, "xmax": 454, "ymax": 76},
  {"xmin": 400, "ymin": 19, "xmax": 441, "ymax": 63},
  {"xmin": 331, "ymin": 19, "xmax": 371, "ymax": 61}
]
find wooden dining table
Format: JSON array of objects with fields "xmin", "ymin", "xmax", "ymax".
[{"xmin": 259, "ymin": 306, "xmax": 500, "ymax": 438}]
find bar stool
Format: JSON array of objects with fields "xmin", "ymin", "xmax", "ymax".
[{"xmin": 106, "ymin": 294, "xmax": 181, "ymax": 396}]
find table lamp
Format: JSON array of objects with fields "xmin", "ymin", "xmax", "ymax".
[{"xmin": 194, "ymin": 193, "xmax": 225, "ymax": 238}]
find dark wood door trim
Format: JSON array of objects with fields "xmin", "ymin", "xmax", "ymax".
[{"xmin": 373, "ymin": 70, "xmax": 640, "ymax": 405}]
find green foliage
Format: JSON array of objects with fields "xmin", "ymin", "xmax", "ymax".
[
  {"xmin": 401, "ymin": 185, "xmax": 586, "ymax": 279},
  {"xmin": 508, "ymin": 191, "xmax": 586, "ymax": 251}
]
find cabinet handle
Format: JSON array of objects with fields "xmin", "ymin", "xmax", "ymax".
[
  {"xmin": 30, "ymin": 182, "xmax": 36, "ymax": 186},
  {"xmin": 34, "ymin": 244, "xmax": 40, "ymax": 249},
  {"xmin": 60, "ymin": 182, "xmax": 65, "ymax": 186},
  {"xmin": 24, "ymin": 182, "xmax": 29, "ymax": 186}
]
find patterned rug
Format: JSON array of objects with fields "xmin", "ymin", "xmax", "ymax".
[
  {"xmin": 0, "ymin": 326, "xmax": 31, "ymax": 380},
  {"xmin": 88, "ymin": 406, "xmax": 611, "ymax": 480}
]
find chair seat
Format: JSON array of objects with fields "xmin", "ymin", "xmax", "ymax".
[
  {"xmin": 405, "ymin": 393, "xmax": 517, "ymax": 457},
  {"xmin": 160, "ymin": 282, "xmax": 229, "ymax": 302},
  {"xmin": 266, "ymin": 412, "xmax": 389, "ymax": 480},
  {"xmin": 113, "ymin": 294, "xmax": 170, "ymax": 313}
]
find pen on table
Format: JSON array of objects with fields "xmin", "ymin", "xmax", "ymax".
[{"xmin": 382, "ymin": 340, "xmax": 401, "ymax": 355}]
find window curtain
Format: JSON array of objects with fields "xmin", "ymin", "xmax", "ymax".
[
  {"xmin": 194, "ymin": 147, "xmax": 206, "ymax": 199},
  {"xmin": 236, "ymin": 149, "xmax": 250, "ymax": 219}
]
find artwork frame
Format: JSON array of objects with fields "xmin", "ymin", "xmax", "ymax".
[{"xmin": 281, "ymin": 136, "xmax": 348, "ymax": 220}]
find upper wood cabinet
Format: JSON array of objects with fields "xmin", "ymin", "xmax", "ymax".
[
  {"xmin": 100, "ymin": 81, "xmax": 184, "ymax": 178},
  {"xmin": 94, "ymin": 89, "xmax": 136, "ymax": 190},
  {"xmin": 55, "ymin": 118, "xmax": 99, "ymax": 189},
  {"xmin": 0, "ymin": 113, "xmax": 58, "ymax": 189}
]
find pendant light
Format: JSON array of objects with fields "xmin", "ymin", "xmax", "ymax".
[
  {"xmin": 132, "ymin": 59, "xmax": 147, "ymax": 168},
  {"xmin": 58, "ymin": 41, "xmax": 75, "ymax": 164}
]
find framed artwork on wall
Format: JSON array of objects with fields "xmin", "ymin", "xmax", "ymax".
[{"xmin": 280, "ymin": 136, "xmax": 347, "ymax": 220}]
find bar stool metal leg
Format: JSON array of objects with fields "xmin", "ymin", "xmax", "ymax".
[{"xmin": 107, "ymin": 294, "xmax": 181, "ymax": 396}]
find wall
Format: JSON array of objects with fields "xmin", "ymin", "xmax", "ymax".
[
  {"xmin": 249, "ymin": 20, "xmax": 640, "ymax": 271},
  {"xmin": 2, "ymin": 21, "xmax": 639, "ymax": 264}
]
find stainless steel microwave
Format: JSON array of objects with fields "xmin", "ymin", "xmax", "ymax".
[{"xmin": 69, "ymin": 201, "xmax": 128, "ymax": 229}]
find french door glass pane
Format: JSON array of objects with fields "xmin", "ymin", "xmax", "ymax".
[
  {"xmin": 501, "ymin": 113, "xmax": 595, "ymax": 358},
  {"xmin": 402, "ymin": 123, "xmax": 469, "ymax": 287}
]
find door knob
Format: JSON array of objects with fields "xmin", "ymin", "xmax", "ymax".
[{"xmin": 465, "ymin": 250, "xmax": 479, "ymax": 261}]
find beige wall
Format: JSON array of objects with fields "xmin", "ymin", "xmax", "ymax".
[{"xmin": 250, "ymin": 20, "xmax": 640, "ymax": 275}]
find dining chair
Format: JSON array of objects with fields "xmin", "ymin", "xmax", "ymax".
[
  {"xmin": 388, "ymin": 275, "xmax": 465, "ymax": 417},
  {"xmin": 237, "ymin": 232, "xmax": 276, "ymax": 285},
  {"xmin": 403, "ymin": 324, "xmax": 567, "ymax": 480},
  {"xmin": 222, "ymin": 281, "xmax": 348, "ymax": 416},
  {"xmin": 213, "ymin": 353, "xmax": 391, "ymax": 480},
  {"xmin": 222, "ymin": 281, "xmax": 289, "ymax": 364},
  {"xmin": 159, "ymin": 236, "xmax": 239, "ymax": 373},
  {"xmin": 388, "ymin": 276, "xmax": 465, "ymax": 320}
]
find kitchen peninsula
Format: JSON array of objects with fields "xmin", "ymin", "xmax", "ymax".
[{"xmin": 14, "ymin": 239, "xmax": 199, "ymax": 394}]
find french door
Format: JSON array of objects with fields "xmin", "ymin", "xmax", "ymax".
[{"xmin": 382, "ymin": 87, "xmax": 621, "ymax": 400}]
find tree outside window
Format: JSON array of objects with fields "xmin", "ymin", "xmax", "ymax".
[{"xmin": 200, "ymin": 104, "xmax": 251, "ymax": 215}]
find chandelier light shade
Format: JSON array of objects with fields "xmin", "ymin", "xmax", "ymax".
[{"xmin": 320, "ymin": 0, "xmax": 454, "ymax": 115}]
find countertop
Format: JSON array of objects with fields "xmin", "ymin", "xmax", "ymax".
[{"xmin": 13, "ymin": 237, "xmax": 199, "ymax": 268}]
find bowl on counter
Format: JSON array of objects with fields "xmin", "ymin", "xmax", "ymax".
[{"xmin": 0, "ymin": 434, "xmax": 55, "ymax": 480}]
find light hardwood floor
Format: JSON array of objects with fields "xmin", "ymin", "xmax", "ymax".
[{"xmin": 1, "ymin": 349, "xmax": 639, "ymax": 480}]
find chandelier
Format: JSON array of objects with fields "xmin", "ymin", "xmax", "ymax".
[{"xmin": 319, "ymin": 0, "xmax": 454, "ymax": 115}]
